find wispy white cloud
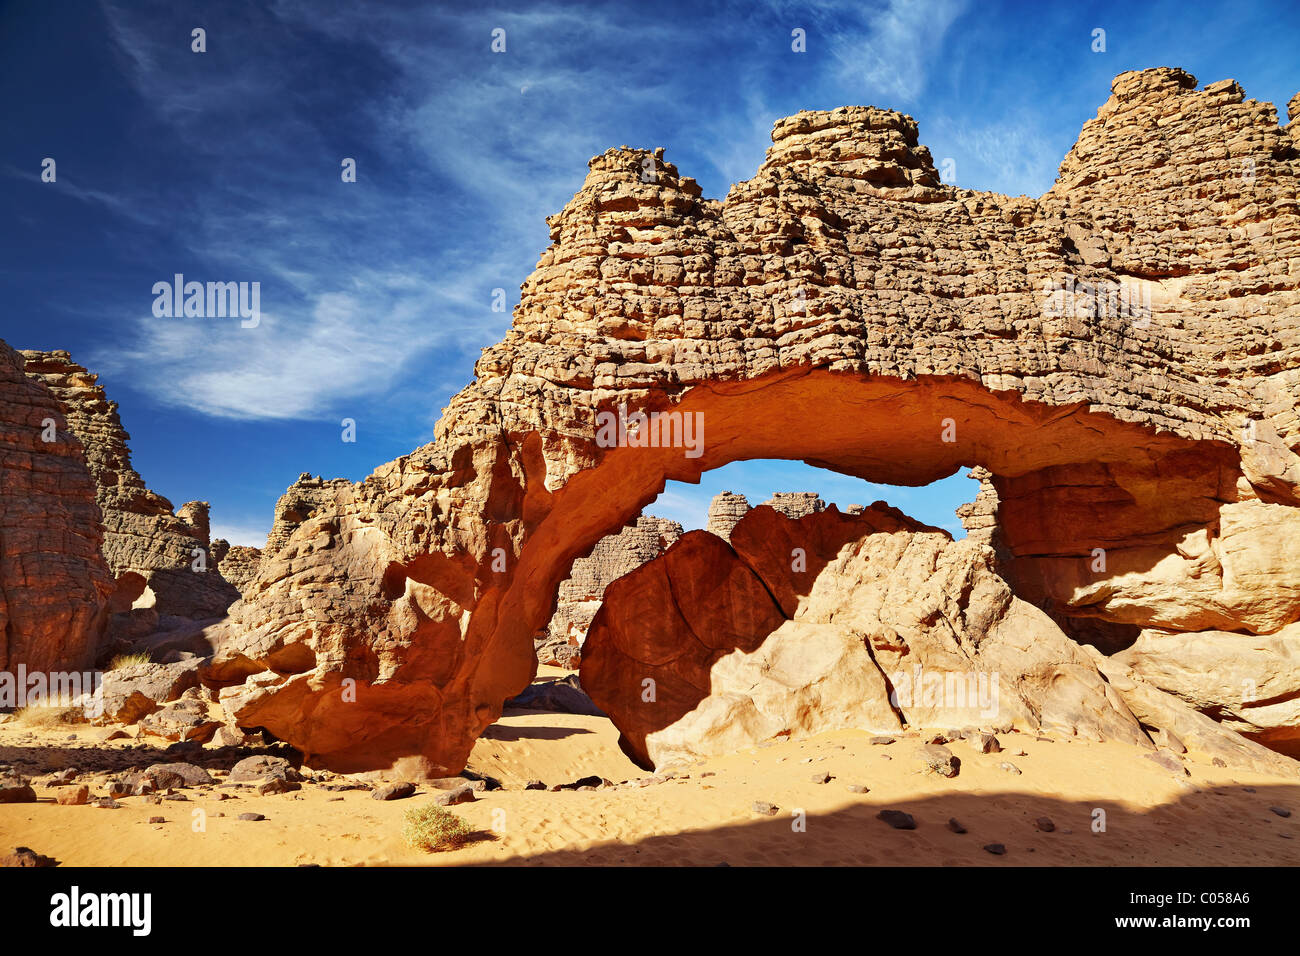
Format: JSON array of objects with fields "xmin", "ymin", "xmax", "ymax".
[
  {"xmin": 0, "ymin": 162, "xmax": 162, "ymax": 226},
  {"xmin": 90, "ymin": 267, "xmax": 508, "ymax": 421},
  {"xmin": 210, "ymin": 521, "xmax": 270, "ymax": 549},
  {"xmin": 799, "ymin": 0, "xmax": 971, "ymax": 104},
  {"xmin": 929, "ymin": 117, "xmax": 1062, "ymax": 197},
  {"xmin": 94, "ymin": 1, "xmax": 521, "ymax": 422},
  {"xmin": 91, "ymin": 0, "xmax": 979, "ymax": 426}
]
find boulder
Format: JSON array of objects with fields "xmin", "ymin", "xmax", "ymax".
[
  {"xmin": 0, "ymin": 776, "xmax": 37, "ymax": 804},
  {"xmin": 138, "ymin": 698, "xmax": 221, "ymax": 743},
  {"xmin": 228, "ymin": 755, "xmax": 301, "ymax": 783},
  {"xmin": 143, "ymin": 762, "xmax": 214, "ymax": 789},
  {"xmin": 504, "ymin": 674, "xmax": 605, "ymax": 716},
  {"xmin": 371, "ymin": 781, "xmax": 417, "ymax": 801},
  {"xmin": 430, "ymin": 784, "xmax": 475, "ymax": 806},
  {"xmin": 56, "ymin": 785, "xmax": 90, "ymax": 806},
  {"xmin": 1, "ymin": 846, "xmax": 57, "ymax": 867},
  {"xmin": 93, "ymin": 659, "xmax": 202, "ymax": 725},
  {"xmin": 584, "ymin": 505, "xmax": 1148, "ymax": 768}
]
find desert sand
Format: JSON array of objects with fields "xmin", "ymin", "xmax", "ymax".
[{"xmin": 3, "ymin": 669, "xmax": 1298, "ymax": 867}]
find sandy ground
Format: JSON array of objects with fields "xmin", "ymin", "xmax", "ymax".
[{"xmin": 3, "ymin": 674, "xmax": 1300, "ymax": 866}]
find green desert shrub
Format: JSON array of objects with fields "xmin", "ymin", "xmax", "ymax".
[{"xmin": 403, "ymin": 804, "xmax": 473, "ymax": 853}]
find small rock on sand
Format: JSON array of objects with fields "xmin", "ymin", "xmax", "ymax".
[
  {"xmin": 431, "ymin": 785, "xmax": 476, "ymax": 807},
  {"xmin": 1, "ymin": 846, "xmax": 57, "ymax": 867},
  {"xmin": 877, "ymin": 810, "xmax": 916, "ymax": 830},
  {"xmin": 917, "ymin": 745, "xmax": 960, "ymax": 778},
  {"xmin": 370, "ymin": 781, "xmax": 417, "ymax": 801},
  {"xmin": 56, "ymin": 785, "xmax": 90, "ymax": 806}
]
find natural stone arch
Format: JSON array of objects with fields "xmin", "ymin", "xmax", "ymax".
[{"xmin": 211, "ymin": 68, "xmax": 1300, "ymax": 773}]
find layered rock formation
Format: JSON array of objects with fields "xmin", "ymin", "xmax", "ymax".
[
  {"xmin": 263, "ymin": 474, "xmax": 353, "ymax": 558},
  {"xmin": 762, "ymin": 491, "xmax": 827, "ymax": 519},
  {"xmin": 704, "ymin": 492, "xmax": 749, "ymax": 541},
  {"xmin": 211, "ymin": 68, "xmax": 1300, "ymax": 774},
  {"xmin": 211, "ymin": 540, "xmax": 263, "ymax": 594},
  {"xmin": 536, "ymin": 514, "xmax": 683, "ymax": 667},
  {"xmin": 0, "ymin": 340, "xmax": 112, "ymax": 672},
  {"xmin": 20, "ymin": 351, "xmax": 239, "ymax": 623}
]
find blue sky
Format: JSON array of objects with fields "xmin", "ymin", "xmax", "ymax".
[{"xmin": 2, "ymin": 0, "xmax": 1297, "ymax": 544}]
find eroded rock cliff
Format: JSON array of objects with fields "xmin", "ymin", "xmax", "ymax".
[
  {"xmin": 20, "ymin": 351, "xmax": 239, "ymax": 624},
  {"xmin": 0, "ymin": 341, "xmax": 112, "ymax": 673},
  {"xmin": 210, "ymin": 68, "xmax": 1300, "ymax": 774}
]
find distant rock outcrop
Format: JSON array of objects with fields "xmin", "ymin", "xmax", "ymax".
[
  {"xmin": 761, "ymin": 492, "xmax": 826, "ymax": 520},
  {"xmin": 537, "ymin": 514, "xmax": 683, "ymax": 668},
  {"xmin": 211, "ymin": 540, "xmax": 264, "ymax": 594},
  {"xmin": 0, "ymin": 340, "xmax": 112, "ymax": 672},
  {"xmin": 20, "ymin": 351, "xmax": 240, "ymax": 628},
  {"xmin": 264, "ymin": 474, "xmax": 353, "ymax": 558},
  {"xmin": 704, "ymin": 492, "xmax": 749, "ymax": 542}
]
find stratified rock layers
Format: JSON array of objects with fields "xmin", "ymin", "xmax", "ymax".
[
  {"xmin": 704, "ymin": 492, "xmax": 750, "ymax": 541},
  {"xmin": 20, "ymin": 351, "xmax": 238, "ymax": 621},
  {"xmin": 0, "ymin": 341, "xmax": 112, "ymax": 672},
  {"xmin": 212, "ymin": 541, "xmax": 263, "ymax": 594},
  {"xmin": 537, "ymin": 514, "xmax": 683, "ymax": 668},
  {"xmin": 214, "ymin": 68, "xmax": 1300, "ymax": 774}
]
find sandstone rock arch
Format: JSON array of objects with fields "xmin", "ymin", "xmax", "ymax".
[{"xmin": 212, "ymin": 68, "xmax": 1300, "ymax": 773}]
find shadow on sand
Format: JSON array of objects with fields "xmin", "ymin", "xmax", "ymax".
[{"xmin": 452, "ymin": 782, "xmax": 1300, "ymax": 867}]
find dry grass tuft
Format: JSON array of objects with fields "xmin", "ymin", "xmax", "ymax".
[
  {"xmin": 108, "ymin": 652, "xmax": 151, "ymax": 670},
  {"xmin": 402, "ymin": 804, "xmax": 474, "ymax": 853}
]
